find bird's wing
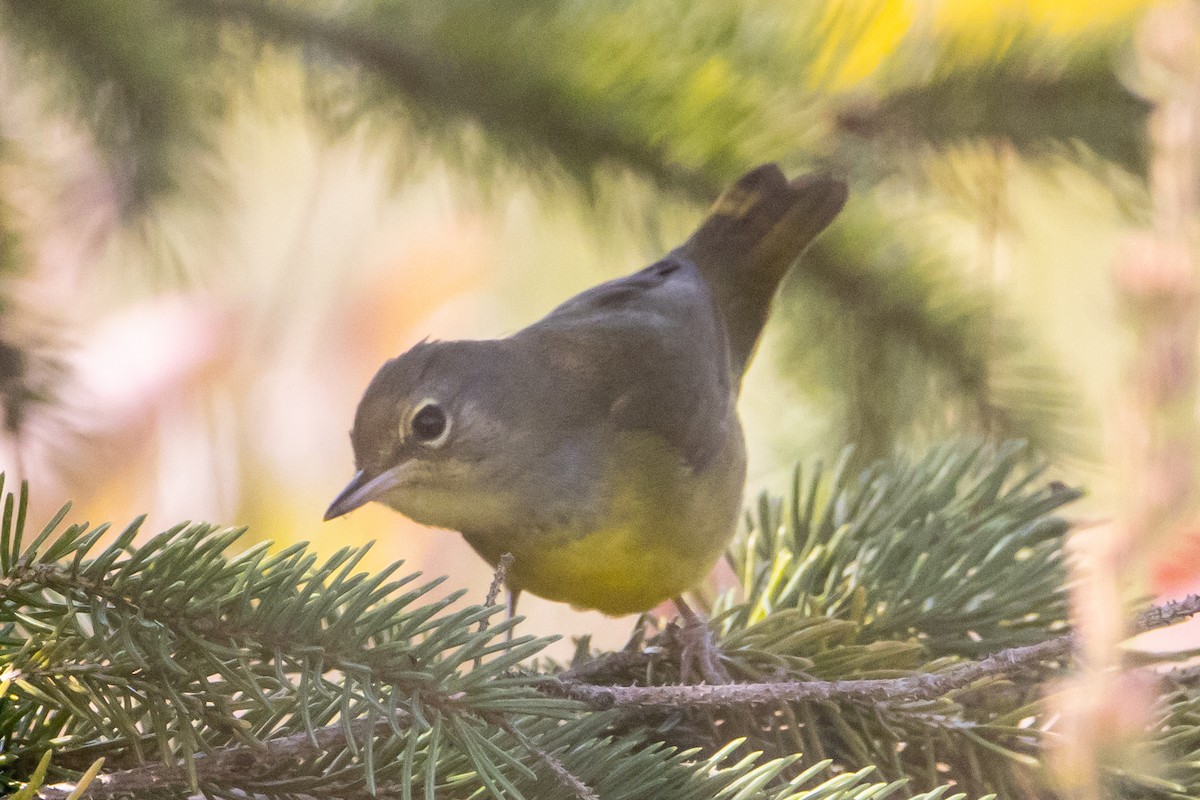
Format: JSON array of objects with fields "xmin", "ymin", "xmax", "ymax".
[
  {"xmin": 518, "ymin": 257, "xmax": 735, "ymax": 471},
  {"xmin": 514, "ymin": 164, "xmax": 846, "ymax": 469}
]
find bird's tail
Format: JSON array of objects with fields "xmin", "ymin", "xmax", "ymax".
[{"xmin": 676, "ymin": 164, "xmax": 847, "ymax": 376}]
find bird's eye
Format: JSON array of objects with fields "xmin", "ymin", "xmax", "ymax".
[{"xmin": 410, "ymin": 401, "xmax": 449, "ymax": 445}]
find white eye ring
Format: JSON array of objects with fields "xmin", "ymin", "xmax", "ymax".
[{"xmin": 407, "ymin": 398, "xmax": 451, "ymax": 447}]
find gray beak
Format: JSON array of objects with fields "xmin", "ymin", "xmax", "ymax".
[{"xmin": 324, "ymin": 468, "xmax": 405, "ymax": 521}]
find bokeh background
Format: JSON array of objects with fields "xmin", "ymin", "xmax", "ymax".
[{"xmin": 1, "ymin": 5, "xmax": 1198, "ymax": 782}]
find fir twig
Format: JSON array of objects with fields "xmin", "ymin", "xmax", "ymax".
[
  {"xmin": 1132, "ymin": 594, "xmax": 1200, "ymax": 633},
  {"xmin": 485, "ymin": 553, "xmax": 514, "ymax": 609},
  {"xmin": 552, "ymin": 637, "xmax": 1069, "ymax": 710},
  {"xmin": 552, "ymin": 595, "xmax": 1200, "ymax": 710},
  {"xmin": 496, "ymin": 717, "xmax": 599, "ymax": 800},
  {"xmin": 34, "ymin": 717, "xmax": 404, "ymax": 800}
]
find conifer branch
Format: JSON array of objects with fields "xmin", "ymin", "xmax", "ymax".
[
  {"xmin": 1132, "ymin": 593, "xmax": 1200, "ymax": 633},
  {"xmin": 552, "ymin": 594, "xmax": 1200, "ymax": 710},
  {"xmin": 834, "ymin": 46, "xmax": 1151, "ymax": 176},
  {"xmin": 177, "ymin": 0, "xmax": 716, "ymax": 195},
  {"xmin": 6, "ymin": 448, "xmax": 1198, "ymax": 799},
  {"xmin": 495, "ymin": 717, "xmax": 598, "ymax": 800},
  {"xmin": 36, "ymin": 717, "xmax": 405, "ymax": 800},
  {"xmin": 552, "ymin": 636, "xmax": 1070, "ymax": 710}
]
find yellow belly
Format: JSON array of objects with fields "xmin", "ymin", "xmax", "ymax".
[
  {"xmin": 510, "ymin": 524, "xmax": 722, "ymax": 615},
  {"xmin": 462, "ymin": 430, "xmax": 746, "ymax": 616}
]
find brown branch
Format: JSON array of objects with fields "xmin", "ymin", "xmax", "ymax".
[
  {"xmin": 1165, "ymin": 663, "xmax": 1200, "ymax": 686},
  {"xmin": 38, "ymin": 716, "xmax": 405, "ymax": 800},
  {"xmin": 553, "ymin": 635, "xmax": 1072, "ymax": 709},
  {"xmin": 1131, "ymin": 593, "xmax": 1200, "ymax": 633},
  {"xmin": 552, "ymin": 594, "xmax": 1200, "ymax": 710},
  {"xmin": 485, "ymin": 552, "xmax": 514, "ymax": 609}
]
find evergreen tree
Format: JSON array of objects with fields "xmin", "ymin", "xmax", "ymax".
[{"xmin": 2, "ymin": 444, "xmax": 1198, "ymax": 799}]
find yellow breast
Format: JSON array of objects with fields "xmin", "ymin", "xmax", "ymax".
[
  {"xmin": 510, "ymin": 523, "xmax": 720, "ymax": 615},
  {"xmin": 466, "ymin": 430, "xmax": 746, "ymax": 615}
]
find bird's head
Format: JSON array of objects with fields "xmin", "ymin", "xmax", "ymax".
[{"xmin": 324, "ymin": 339, "xmax": 534, "ymax": 531}]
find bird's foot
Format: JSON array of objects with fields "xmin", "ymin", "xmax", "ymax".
[{"xmin": 673, "ymin": 596, "xmax": 730, "ymax": 685}]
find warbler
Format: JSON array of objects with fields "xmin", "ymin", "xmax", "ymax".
[{"xmin": 325, "ymin": 164, "xmax": 846, "ymax": 616}]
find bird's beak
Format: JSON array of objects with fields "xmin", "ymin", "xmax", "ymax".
[{"xmin": 324, "ymin": 466, "xmax": 407, "ymax": 521}]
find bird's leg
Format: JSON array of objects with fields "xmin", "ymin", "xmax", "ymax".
[{"xmin": 673, "ymin": 595, "xmax": 730, "ymax": 684}]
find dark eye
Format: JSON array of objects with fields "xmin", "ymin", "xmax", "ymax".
[{"xmin": 411, "ymin": 402, "xmax": 448, "ymax": 444}]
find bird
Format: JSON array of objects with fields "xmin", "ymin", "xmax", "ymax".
[{"xmin": 325, "ymin": 164, "xmax": 846, "ymax": 650}]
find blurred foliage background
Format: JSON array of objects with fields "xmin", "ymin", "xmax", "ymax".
[{"xmin": 0, "ymin": 0, "xmax": 1195, "ymax": 666}]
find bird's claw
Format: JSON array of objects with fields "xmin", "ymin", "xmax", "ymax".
[{"xmin": 673, "ymin": 599, "xmax": 730, "ymax": 685}]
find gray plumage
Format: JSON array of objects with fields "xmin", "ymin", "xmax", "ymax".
[{"xmin": 327, "ymin": 163, "xmax": 847, "ymax": 614}]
